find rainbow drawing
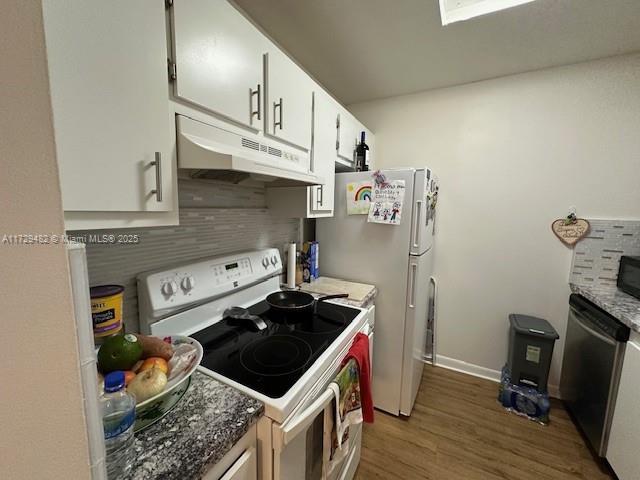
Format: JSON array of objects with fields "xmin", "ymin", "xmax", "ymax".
[{"xmin": 355, "ymin": 185, "xmax": 372, "ymax": 202}]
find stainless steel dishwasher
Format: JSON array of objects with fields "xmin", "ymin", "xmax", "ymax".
[{"xmin": 560, "ymin": 294, "xmax": 630, "ymax": 457}]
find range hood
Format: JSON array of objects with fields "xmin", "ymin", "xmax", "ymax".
[{"xmin": 176, "ymin": 115, "xmax": 322, "ymax": 187}]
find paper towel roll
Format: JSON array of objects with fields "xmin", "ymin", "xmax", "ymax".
[{"xmin": 287, "ymin": 242, "xmax": 296, "ymax": 289}]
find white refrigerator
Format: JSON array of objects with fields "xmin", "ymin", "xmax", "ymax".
[{"xmin": 317, "ymin": 168, "xmax": 438, "ymax": 416}]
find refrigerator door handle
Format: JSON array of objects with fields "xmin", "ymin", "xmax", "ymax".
[
  {"xmin": 408, "ymin": 263, "xmax": 417, "ymax": 308},
  {"xmin": 427, "ymin": 276, "xmax": 437, "ymax": 365},
  {"xmin": 413, "ymin": 200, "xmax": 422, "ymax": 249}
]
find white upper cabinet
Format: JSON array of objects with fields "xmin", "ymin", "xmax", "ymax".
[
  {"xmin": 309, "ymin": 91, "xmax": 339, "ymax": 214},
  {"xmin": 266, "ymin": 89, "xmax": 340, "ymax": 218},
  {"xmin": 43, "ymin": 0, "xmax": 175, "ymax": 221},
  {"xmin": 171, "ymin": 0, "xmax": 267, "ymax": 131},
  {"xmin": 265, "ymin": 49, "xmax": 314, "ymax": 151},
  {"xmin": 266, "ymin": 89, "xmax": 376, "ymax": 218},
  {"xmin": 43, "ymin": 0, "xmax": 372, "ymax": 226},
  {"xmin": 337, "ymin": 108, "xmax": 361, "ymax": 167}
]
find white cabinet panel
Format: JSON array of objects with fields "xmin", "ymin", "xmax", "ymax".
[
  {"xmin": 309, "ymin": 183, "xmax": 334, "ymax": 216},
  {"xmin": 309, "ymin": 90, "xmax": 338, "ymax": 215},
  {"xmin": 265, "ymin": 91, "xmax": 376, "ymax": 218},
  {"xmin": 607, "ymin": 339, "xmax": 640, "ymax": 480},
  {"xmin": 265, "ymin": 49, "xmax": 313, "ymax": 151},
  {"xmin": 265, "ymin": 89, "xmax": 336, "ymax": 218},
  {"xmin": 337, "ymin": 109, "xmax": 360, "ymax": 165},
  {"xmin": 171, "ymin": 0, "xmax": 266, "ymax": 130},
  {"xmin": 43, "ymin": 0, "xmax": 173, "ymax": 213}
]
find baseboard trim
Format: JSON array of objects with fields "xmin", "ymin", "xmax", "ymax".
[{"xmin": 434, "ymin": 355, "xmax": 561, "ymax": 399}]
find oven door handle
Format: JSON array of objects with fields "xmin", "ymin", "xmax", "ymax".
[{"xmin": 273, "ymin": 388, "xmax": 334, "ymax": 452}]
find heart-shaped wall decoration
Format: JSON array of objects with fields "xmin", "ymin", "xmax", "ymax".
[{"xmin": 551, "ymin": 218, "xmax": 590, "ymax": 246}]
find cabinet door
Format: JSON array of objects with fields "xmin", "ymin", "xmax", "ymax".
[
  {"xmin": 43, "ymin": 0, "xmax": 173, "ymax": 212},
  {"xmin": 219, "ymin": 447, "xmax": 256, "ymax": 480},
  {"xmin": 266, "ymin": 49, "xmax": 313, "ymax": 151},
  {"xmin": 171, "ymin": 0, "xmax": 265, "ymax": 131},
  {"xmin": 309, "ymin": 182, "xmax": 334, "ymax": 215},
  {"xmin": 337, "ymin": 109, "xmax": 360, "ymax": 165},
  {"xmin": 309, "ymin": 91, "xmax": 338, "ymax": 215},
  {"xmin": 607, "ymin": 340, "xmax": 640, "ymax": 479}
]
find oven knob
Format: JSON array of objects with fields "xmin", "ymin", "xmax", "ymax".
[
  {"xmin": 271, "ymin": 255, "xmax": 278, "ymax": 266},
  {"xmin": 181, "ymin": 276, "xmax": 195, "ymax": 292},
  {"xmin": 262, "ymin": 257, "xmax": 270, "ymax": 269},
  {"xmin": 161, "ymin": 281, "xmax": 178, "ymax": 297}
]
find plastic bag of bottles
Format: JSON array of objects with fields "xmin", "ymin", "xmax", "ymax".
[{"xmin": 497, "ymin": 365, "xmax": 550, "ymax": 425}]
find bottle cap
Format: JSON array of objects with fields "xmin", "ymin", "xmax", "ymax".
[{"xmin": 104, "ymin": 371, "xmax": 126, "ymax": 393}]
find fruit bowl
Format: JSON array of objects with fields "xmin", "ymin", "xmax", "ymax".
[{"xmin": 134, "ymin": 335, "xmax": 203, "ymax": 422}]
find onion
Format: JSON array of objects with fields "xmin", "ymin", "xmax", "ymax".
[{"xmin": 127, "ymin": 366, "xmax": 168, "ymax": 402}]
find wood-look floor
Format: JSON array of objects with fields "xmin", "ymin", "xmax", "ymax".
[{"xmin": 354, "ymin": 366, "xmax": 616, "ymax": 480}]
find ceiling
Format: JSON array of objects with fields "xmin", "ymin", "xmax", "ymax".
[{"xmin": 234, "ymin": 0, "xmax": 640, "ymax": 105}]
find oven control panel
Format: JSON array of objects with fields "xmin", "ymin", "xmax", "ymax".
[
  {"xmin": 138, "ymin": 248, "xmax": 282, "ymax": 318},
  {"xmin": 211, "ymin": 257, "xmax": 252, "ymax": 285}
]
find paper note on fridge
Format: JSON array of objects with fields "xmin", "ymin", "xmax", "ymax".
[
  {"xmin": 367, "ymin": 180, "xmax": 405, "ymax": 225},
  {"xmin": 346, "ymin": 181, "xmax": 373, "ymax": 215}
]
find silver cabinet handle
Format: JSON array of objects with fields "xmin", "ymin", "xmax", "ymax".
[
  {"xmin": 150, "ymin": 152, "xmax": 162, "ymax": 202},
  {"xmin": 318, "ymin": 185, "xmax": 323, "ymax": 208},
  {"xmin": 250, "ymin": 84, "xmax": 261, "ymax": 121},
  {"xmin": 408, "ymin": 263, "xmax": 417, "ymax": 308},
  {"xmin": 413, "ymin": 200, "xmax": 422, "ymax": 248},
  {"xmin": 427, "ymin": 275, "xmax": 438, "ymax": 365},
  {"xmin": 274, "ymin": 98, "xmax": 283, "ymax": 130}
]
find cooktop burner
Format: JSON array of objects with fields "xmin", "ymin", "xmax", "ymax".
[
  {"xmin": 192, "ymin": 298, "xmax": 360, "ymax": 398},
  {"xmin": 241, "ymin": 335, "xmax": 312, "ymax": 376}
]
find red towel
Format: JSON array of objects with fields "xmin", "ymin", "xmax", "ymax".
[{"xmin": 342, "ymin": 332, "xmax": 374, "ymax": 423}]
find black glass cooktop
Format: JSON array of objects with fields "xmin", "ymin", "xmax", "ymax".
[{"xmin": 191, "ymin": 300, "xmax": 360, "ymax": 398}]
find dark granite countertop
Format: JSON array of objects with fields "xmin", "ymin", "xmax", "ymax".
[
  {"xmin": 125, "ymin": 370, "xmax": 263, "ymax": 480},
  {"xmin": 570, "ymin": 283, "xmax": 640, "ymax": 333}
]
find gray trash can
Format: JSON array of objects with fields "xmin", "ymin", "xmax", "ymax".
[{"xmin": 507, "ymin": 314, "xmax": 559, "ymax": 392}]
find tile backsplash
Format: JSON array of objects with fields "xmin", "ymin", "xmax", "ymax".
[
  {"xmin": 70, "ymin": 178, "xmax": 299, "ymax": 332},
  {"xmin": 569, "ymin": 219, "xmax": 640, "ymax": 288}
]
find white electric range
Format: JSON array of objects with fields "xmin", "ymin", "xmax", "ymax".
[{"xmin": 137, "ymin": 248, "xmax": 374, "ymax": 480}]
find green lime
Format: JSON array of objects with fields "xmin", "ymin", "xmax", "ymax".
[{"xmin": 98, "ymin": 333, "xmax": 143, "ymax": 373}]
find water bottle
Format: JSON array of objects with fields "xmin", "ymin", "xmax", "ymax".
[{"xmin": 101, "ymin": 371, "xmax": 136, "ymax": 479}]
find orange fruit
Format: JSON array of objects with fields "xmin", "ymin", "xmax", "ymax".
[
  {"xmin": 138, "ymin": 357, "xmax": 169, "ymax": 375},
  {"xmin": 123, "ymin": 371, "xmax": 136, "ymax": 386}
]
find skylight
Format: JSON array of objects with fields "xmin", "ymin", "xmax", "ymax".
[{"xmin": 439, "ymin": 0, "xmax": 537, "ymax": 25}]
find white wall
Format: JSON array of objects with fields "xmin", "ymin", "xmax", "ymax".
[
  {"xmin": 350, "ymin": 54, "xmax": 640, "ymax": 389},
  {"xmin": 0, "ymin": 2, "xmax": 91, "ymax": 478}
]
